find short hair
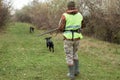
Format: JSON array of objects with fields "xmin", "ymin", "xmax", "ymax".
[{"xmin": 67, "ymin": 1, "xmax": 76, "ymax": 9}]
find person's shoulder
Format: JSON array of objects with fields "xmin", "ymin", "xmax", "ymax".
[
  {"xmin": 77, "ymin": 12, "xmax": 82, "ymax": 15},
  {"xmin": 60, "ymin": 13, "xmax": 66, "ymax": 20},
  {"xmin": 77, "ymin": 12, "xmax": 83, "ymax": 17},
  {"xmin": 63, "ymin": 12, "xmax": 67, "ymax": 15}
]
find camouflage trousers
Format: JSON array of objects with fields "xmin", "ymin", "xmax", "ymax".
[{"xmin": 64, "ymin": 40, "xmax": 80, "ymax": 65}]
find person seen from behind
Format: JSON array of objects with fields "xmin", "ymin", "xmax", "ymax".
[{"xmin": 57, "ymin": 1, "xmax": 84, "ymax": 80}]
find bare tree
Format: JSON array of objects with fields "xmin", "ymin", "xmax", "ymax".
[
  {"xmin": 79, "ymin": 0, "xmax": 120, "ymax": 44},
  {"xmin": 0, "ymin": 0, "xmax": 11, "ymax": 30}
]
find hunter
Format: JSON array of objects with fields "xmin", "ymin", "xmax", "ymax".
[{"xmin": 58, "ymin": 1, "xmax": 83, "ymax": 80}]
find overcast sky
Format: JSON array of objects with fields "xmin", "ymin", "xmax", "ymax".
[
  {"xmin": 10, "ymin": 0, "xmax": 33, "ymax": 9},
  {"xmin": 10, "ymin": 0, "xmax": 45, "ymax": 10}
]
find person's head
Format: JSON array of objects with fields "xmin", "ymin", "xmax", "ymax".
[{"xmin": 67, "ymin": 1, "xmax": 76, "ymax": 10}]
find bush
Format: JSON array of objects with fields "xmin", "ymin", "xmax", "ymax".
[
  {"xmin": 80, "ymin": 0, "xmax": 120, "ymax": 44},
  {"xmin": 0, "ymin": 0, "xmax": 11, "ymax": 30}
]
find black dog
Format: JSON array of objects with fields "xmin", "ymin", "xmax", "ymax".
[
  {"xmin": 30, "ymin": 26, "xmax": 34, "ymax": 33},
  {"xmin": 45, "ymin": 37, "xmax": 54, "ymax": 52}
]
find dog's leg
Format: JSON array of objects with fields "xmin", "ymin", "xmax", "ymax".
[
  {"xmin": 52, "ymin": 49, "xmax": 54, "ymax": 52},
  {"xmin": 30, "ymin": 27, "xmax": 32, "ymax": 33},
  {"xmin": 52, "ymin": 47, "xmax": 54, "ymax": 52},
  {"xmin": 32, "ymin": 28, "xmax": 34, "ymax": 32},
  {"xmin": 46, "ymin": 43, "xmax": 49, "ymax": 48},
  {"xmin": 49, "ymin": 47, "xmax": 51, "ymax": 52}
]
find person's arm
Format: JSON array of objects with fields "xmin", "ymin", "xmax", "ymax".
[{"xmin": 58, "ymin": 15, "xmax": 66, "ymax": 32}]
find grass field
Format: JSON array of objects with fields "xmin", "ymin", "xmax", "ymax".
[{"xmin": 0, "ymin": 22, "xmax": 120, "ymax": 80}]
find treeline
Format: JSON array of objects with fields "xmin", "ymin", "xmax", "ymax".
[
  {"xmin": 0, "ymin": 0, "xmax": 11, "ymax": 30},
  {"xmin": 13, "ymin": 0, "xmax": 67, "ymax": 29},
  {"xmin": 13, "ymin": 0, "xmax": 120, "ymax": 44},
  {"xmin": 80, "ymin": 0, "xmax": 120, "ymax": 44}
]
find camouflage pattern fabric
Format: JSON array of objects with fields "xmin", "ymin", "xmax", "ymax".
[{"xmin": 64, "ymin": 40, "xmax": 80, "ymax": 65}]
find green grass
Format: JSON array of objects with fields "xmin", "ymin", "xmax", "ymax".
[{"xmin": 0, "ymin": 22, "xmax": 120, "ymax": 80}]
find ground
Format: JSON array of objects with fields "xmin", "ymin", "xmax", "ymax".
[{"xmin": 0, "ymin": 22, "xmax": 120, "ymax": 80}]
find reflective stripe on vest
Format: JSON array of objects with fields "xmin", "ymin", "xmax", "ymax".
[{"xmin": 63, "ymin": 12, "xmax": 83, "ymax": 39}]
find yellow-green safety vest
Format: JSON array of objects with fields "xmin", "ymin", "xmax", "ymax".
[{"xmin": 63, "ymin": 12, "xmax": 83, "ymax": 39}]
